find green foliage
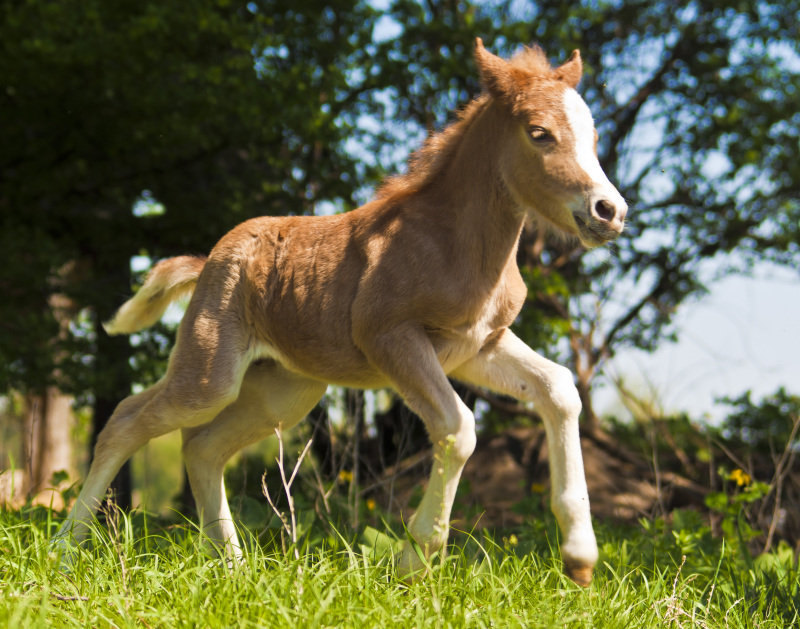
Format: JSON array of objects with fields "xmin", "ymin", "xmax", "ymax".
[
  {"xmin": 3, "ymin": 0, "xmax": 799, "ymax": 399},
  {"xmin": 3, "ymin": 0, "xmax": 800, "ymax": 509},
  {"xmin": 371, "ymin": 0, "xmax": 800, "ymax": 378},
  {"xmin": 0, "ymin": 0, "xmax": 382, "ymax": 396},
  {"xmin": 516, "ymin": 265, "xmax": 572, "ymax": 351},
  {"xmin": 603, "ymin": 385, "xmax": 800, "ymax": 565},
  {"xmin": 719, "ymin": 388, "xmax": 800, "ymax": 451},
  {"xmin": 706, "ymin": 475, "xmax": 772, "ymax": 554}
]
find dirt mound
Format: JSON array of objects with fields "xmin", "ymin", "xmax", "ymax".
[{"xmin": 379, "ymin": 426, "xmax": 706, "ymax": 530}]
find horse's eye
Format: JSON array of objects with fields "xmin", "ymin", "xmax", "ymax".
[{"xmin": 528, "ymin": 126, "xmax": 553, "ymax": 143}]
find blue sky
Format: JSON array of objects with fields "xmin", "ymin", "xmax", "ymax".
[{"xmin": 597, "ymin": 261, "xmax": 800, "ymax": 422}]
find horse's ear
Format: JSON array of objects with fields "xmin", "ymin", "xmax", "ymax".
[
  {"xmin": 555, "ymin": 49, "xmax": 582, "ymax": 88},
  {"xmin": 474, "ymin": 38, "xmax": 519, "ymax": 102}
]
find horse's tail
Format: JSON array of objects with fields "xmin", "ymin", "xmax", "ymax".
[{"xmin": 104, "ymin": 255, "xmax": 208, "ymax": 335}]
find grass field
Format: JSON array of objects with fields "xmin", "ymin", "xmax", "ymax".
[{"xmin": 1, "ymin": 502, "xmax": 798, "ymax": 628}]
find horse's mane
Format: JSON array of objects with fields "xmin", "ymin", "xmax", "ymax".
[
  {"xmin": 376, "ymin": 45, "xmax": 554, "ymax": 203},
  {"xmin": 376, "ymin": 95, "xmax": 491, "ymax": 203}
]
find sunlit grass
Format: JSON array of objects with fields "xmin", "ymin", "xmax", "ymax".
[{"xmin": 1, "ymin": 505, "xmax": 798, "ymax": 628}]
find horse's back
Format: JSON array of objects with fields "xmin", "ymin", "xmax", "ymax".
[{"xmin": 190, "ymin": 213, "xmax": 377, "ymax": 385}]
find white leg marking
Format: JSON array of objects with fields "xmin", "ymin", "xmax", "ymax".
[
  {"xmin": 453, "ymin": 330, "xmax": 598, "ymax": 579},
  {"xmin": 363, "ymin": 326, "xmax": 477, "ymax": 577},
  {"xmin": 407, "ymin": 393, "xmax": 476, "ymax": 547},
  {"xmin": 182, "ymin": 433, "xmax": 244, "ymax": 559},
  {"xmin": 397, "ymin": 391, "xmax": 476, "ymax": 577}
]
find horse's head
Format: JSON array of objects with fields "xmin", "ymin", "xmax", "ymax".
[{"xmin": 475, "ymin": 39, "xmax": 627, "ymax": 248}]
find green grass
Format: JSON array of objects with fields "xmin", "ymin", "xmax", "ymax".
[{"xmin": 0, "ymin": 506, "xmax": 798, "ymax": 628}]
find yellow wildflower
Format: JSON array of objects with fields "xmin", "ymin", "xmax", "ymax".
[
  {"xmin": 338, "ymin": 469, "xmax": 353, "ymax": 483},
  {"xmin": 728, "ymin": 468, "xmax": 751, "ymax": 487},
  {"xmin": 366, "ymin": 498, "xmax": 376, "ymax": 511}
]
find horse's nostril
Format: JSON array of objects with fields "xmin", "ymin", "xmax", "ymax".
[{"xmin": 593, "ymin": 199, "xmax": 616, "ymax": 223}]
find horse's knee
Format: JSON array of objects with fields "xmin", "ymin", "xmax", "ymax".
[
  {"xmin": 450, "ymin": 415, "xmax": 477, "ymax": 464},
  {"xmin": 542, "ymin": 366, "xmax": 581, "ymax": 419},
  {"xmin": 431, "ymin": 403, "xmax": 476, "ymax": 464}
]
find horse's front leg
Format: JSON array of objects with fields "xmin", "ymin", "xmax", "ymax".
[
  {"xmin": 452, "ymin": 328, "xmax": 598, "ymax": 586},
  {"xmin": 359, "ymin": 324, "xmax": 476, "ymax": 578}
]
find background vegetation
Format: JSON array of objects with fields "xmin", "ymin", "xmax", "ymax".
[{"xmin": 1, "ymin": 0, "xmax": 799, "ymax": 624}]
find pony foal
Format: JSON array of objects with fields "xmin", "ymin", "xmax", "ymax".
[{"xmin": 53, "ymin": 39, "xmax": 626, "ymax": 586}]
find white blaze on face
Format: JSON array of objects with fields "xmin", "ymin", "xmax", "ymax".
[{"xmin": 562, "ymin": 88, "xmax": 614, "ymax": 189}]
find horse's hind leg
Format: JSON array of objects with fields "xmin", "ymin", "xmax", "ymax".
[
  {"xmin": 52, "ymin": 314, "xmax": 253, "ymax": 553},
  {"xmin": 181, "ymin": 361, "xmax": 327, "ymax": 559},
  {"xmin": 51, "ymin": 383, "xmax": 164, "ymax": 549}
]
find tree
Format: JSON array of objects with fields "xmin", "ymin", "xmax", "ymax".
[
  {"xmin": 0, "ymin": 0, "xmax": 384, "ymax": 502},
  {"xmin": 3, "ymin": 0, "xmax": 799, "ymax": 507},
  {"xmin": 367, "ymin": 0, "xmax": 800, "ymax": 432}
]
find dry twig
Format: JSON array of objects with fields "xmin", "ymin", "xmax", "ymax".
[
  {"xmin": 761, "ymin": 413, "xmax": 800, "ymax": 552},
  {"xmin": 261, "ymin": 429, "xmax": 313, "ymax": 561}
]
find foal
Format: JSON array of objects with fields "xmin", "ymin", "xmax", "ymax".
[{"xmin": 53, "ymin": 39, "xmax": 626, "ymax": 586}]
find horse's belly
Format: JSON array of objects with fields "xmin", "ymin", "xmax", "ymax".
[{"xmin": 252, "ymin": 337, "xmax": 391, "ymax": 390}]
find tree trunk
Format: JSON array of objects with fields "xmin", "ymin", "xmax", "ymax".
[
  {"xmin": 22, "ymin": 290, "xmax": 77, "ymax": 507},
  {"xmin": 308, "ymin": 405, "xmax": 336, "ymax": 479},
  {"xmin": 568, "ymin": 327, "xmax": 602, "ymax": 437},
  {"xmin": 23, "ymin": 387, "xmax": 75, "ymax": 508},
  {"xmin": 576, "ymin": 376, "xmax": 602, "ymax": 437},
  {"xmin": 346, "ymin": 389, "xmax": 364, "ymax": 530}
]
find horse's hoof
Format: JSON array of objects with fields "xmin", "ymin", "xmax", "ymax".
[{"xmin": 564, "ymin": 560, "xmax": 593, "ymax": 587}]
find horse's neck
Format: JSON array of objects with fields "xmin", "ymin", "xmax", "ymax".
[{"xmin": 421, "ymin": 99, "xmax": 524, "ymax": 276}]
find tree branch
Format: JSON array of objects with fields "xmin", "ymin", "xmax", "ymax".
[
  {"xmin": 603, "ymin": 27, "xmax": 695, "ymax": 174},
  {"xmin": 595, "ymin": 264, "xmax": 676, "ymax": 362}
]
